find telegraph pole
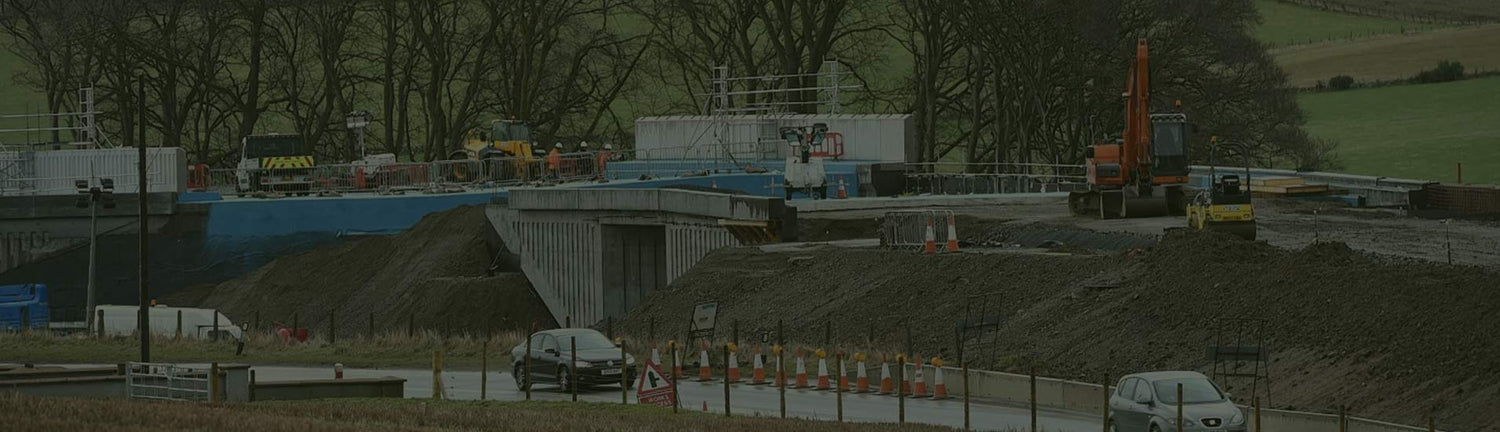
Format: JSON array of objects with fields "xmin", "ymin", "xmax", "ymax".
[{"xmin": 137, "ymin": 74, "xmax": 150, "ymax": 363}]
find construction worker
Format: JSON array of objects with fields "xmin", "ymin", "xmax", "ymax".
[
  {"xmin": 578, "ymin": 141, "xmax": 592, "ymax": 177},
  {"xmin": 596, "ymin": 143, "xmax": 613, "ymax": 180},
  {"xmin": 547, "ymin": 143, "xmax": 563, "ymax": 179}
]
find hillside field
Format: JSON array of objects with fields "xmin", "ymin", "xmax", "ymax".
[
  {"xmin": 1253, "ymin": 0, "xmax": 1444, "ymax": 47},
  {"xmin": 1274, "ymin": 24, "xmax": 1500, "ymax": 87},
  {"xmin": 1300, "ymin": 76, "xmax": 1500, "ymax": 184}
]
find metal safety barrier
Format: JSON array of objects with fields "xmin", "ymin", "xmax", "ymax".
[
  {"xmin": 125, "ymin": 362, "xmax": 212, "ymax": 402},
  {"xmin": 880, "ymin": 210, "xmax": 956, "ymax": 251},
  {"xmin": 200, "ymin": 153, "xmax": 612, "ymax": 197}
]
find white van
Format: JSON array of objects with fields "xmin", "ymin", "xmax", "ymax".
[{"xmin": 94, "ymin": 305, "xmax": 243, "ymax": 341}]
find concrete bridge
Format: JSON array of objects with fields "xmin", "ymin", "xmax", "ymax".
[{"xmin": 486, "ymin": 188, "xmax": 794, "ymax": 326}]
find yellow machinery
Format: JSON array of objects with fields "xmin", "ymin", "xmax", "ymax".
[
  {"xmin": 447, "ymin": 119, "xmax": 537, "ymax": 181},
  {"xmin": 1186, "ymin": 137, "xmax": 1256, "ymax": 240}
]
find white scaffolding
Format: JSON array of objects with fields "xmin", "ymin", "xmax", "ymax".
[
  {"xmin": 692, "ymin": 60, "xmax": 862, "ymax": 170},
  {"xmin": 0, "ymin": 88, "xmax": 107, "ymax": 195}
]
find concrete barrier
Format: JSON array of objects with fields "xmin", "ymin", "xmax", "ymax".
[
  {"xmin": 0, "ymin": 375, "xmax": 126, "ymax": 398},
  {"xmin": 0, "ymin": 366, "xmax": 120, "ymax": 382},
  {"xmin": 252, "ymin": 377, "xmax": 406, "ymax": 401}
]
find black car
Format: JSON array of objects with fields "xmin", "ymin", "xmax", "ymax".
[{"xmin": 512, "ymin": 328, "xmax": 637, "ymax": 391}]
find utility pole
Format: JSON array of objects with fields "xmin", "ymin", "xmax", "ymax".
[
  {"xmin": 137, "ymin": 74, "xmax": 151, "ymax": 363},
  {"xmin": 76, "ymin": 176, "xmax": 114, "ymax": 331}
]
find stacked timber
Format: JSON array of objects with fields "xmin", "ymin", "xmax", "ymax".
[{"xmin": 1248, "ymin": 176, "xmax": 1331, "ymax": 197}]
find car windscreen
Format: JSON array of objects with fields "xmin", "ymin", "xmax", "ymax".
[
  {"xmin": 244, "ymin": 136, "xmax": 304, "ymax": 159},
  {"xmin": 1153, "ymin": 378, "xmax": 1224, "ymax": 404},
  {"xmin": 556, "ymin": 331, "xmax": 616, "ymax": 350}
]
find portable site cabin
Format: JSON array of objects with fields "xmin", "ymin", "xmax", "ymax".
[
  {"xmin": 94, "ymin": 305, "xmax": 242, "ymax": 341},
  {"xmin": 0, "ymin": 284, "xmax": 49, "ymax": 331}
]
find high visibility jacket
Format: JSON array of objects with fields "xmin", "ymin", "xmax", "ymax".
[{"xmin": 547, "ymin": 149, "xmax": 562, "ymax": 170}]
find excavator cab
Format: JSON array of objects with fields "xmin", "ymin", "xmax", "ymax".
[
  {"xmin": 492, "ymin": 119, "xmax": 532, "ymax": 143},
  {"xmin": 1149, "ymin": 113, "xmax": 1190, "ymax": 179}
]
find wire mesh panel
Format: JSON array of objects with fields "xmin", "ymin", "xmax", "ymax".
[
  {"xmin": 125, "ymin": 362, "xmax": 211, "ymax": 402},
  {"xmin": 879, "ymin": 210, "xmax": 955, "ymax": 250}
]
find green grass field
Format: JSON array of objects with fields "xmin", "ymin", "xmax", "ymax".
[
  {"xmin": 1253, "ymin": 0, "xmax": 1444, "ymax": 48},
  {"xmin": 4, "ymin": 395, "xmax": 972, "ymax": 432},
  {"xmin": 1300, "ymin": 76, "xmax": 1500, "ymax": 184}
]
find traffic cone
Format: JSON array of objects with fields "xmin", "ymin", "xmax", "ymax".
[
  {"xmin": 877, "ymin": 355, "xmax": 894, "ymax": 395},
  {"xmin": 945, "ymin": 214, "xmax": 960, "ymax": 252},
  {"xmin": 697, "ymin": 341, "xmax": 712, "ymax": 382},
  {"xmin": 855, "ymin": 353, "xmax": 871, "ymax": 393},
  {"xmin": 702, "ymin": 401, "xmax": 709, "ymax": 412},
  {"xmin": 334, "ymin": 363, "xmax": 344, "ymax": 380},
  {"xmin": 838, "ymin": 358, "xmax": 850, "ymax": 391},
  {"xmin": 794, "ymin": 349, "xmax": 809, "ymax": 389},
  {"xmin": 711, "ymin": 179, "xmax": 718, "ymax": 188},
  {"xmin": 815, "ymin": 349, "xmax": 831, "ymax": 391},
  {"xmin": 773, "ymin": 345, "xmax": 786, "ymax": 387},
  {"xmin": 673, "ymin": 343, "xmax": 684, "ymax": 380},
  {"xmin": 651, "ymin": 342, "xmax": 662, "ymax": 365},
  {"xmin": 726, "ymin": 343, "xmax": 741, "ymax": 383},
  {"xmin": 913, "ymin": 356, "xmax": 928, "ymax": 398},
  {"xmin": 752, "ymin": 345, "xmax": 768, "ymax": 385},
  {"xmin": 837, "ymin": 176, "xmax": 848, "ymax": 199},
  {"xmin": 931, "ymin": 357, "xmax": 948, "ymax": 400},
  {"xmin": 923, "ymin": 217, "xmax": 937, "ymax": 255}
]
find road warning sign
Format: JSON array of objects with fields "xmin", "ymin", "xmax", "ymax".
[{"xmin": 635, "ymin": 359, "xmax": 676, "ymax": 408}]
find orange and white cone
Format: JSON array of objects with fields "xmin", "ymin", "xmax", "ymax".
[
  {"xmin": 913, "ymin": 356, "xmax": 928, "ymax": 398},
  {"xmin": 697, "ymin": 341, "xmax": 712, "ymax": 382},
  {"xmin": 855, "ymin": 353, "xmax": 871, "ymax": 393},
  {"xmin": 726, "ymin": 343, "xmax": 741, "ymax": 383},
  {"xmin": 815, "ymin": 349, "xmax": 831, "ymax": 391},
  {"xmin": 878, "ymin": 355, "xmax": 894, "ymax": 395},
  {"xmin": 651, "ymin": 342, "xmax": 662, "ymax": 365},
  {"xmin": 794, "ymin": 349, "xmax": 810, "ymax": 388},
  {"xmin": 923, "ymin": 217, "xmax": 937, "ymax": 255},
  {"xmin": 752, "ymin": 345, "xmax": 768, "ymax": 385},
  {"xmin": 673, "ymin": 342, "xmax": 684, "ymax": 380},
  {"xmin": 773, "ymin": 345, "xmax": 786, "ymax": 387},
  {"xmin": 838, "ymin": 357, "xmax": 850, "ymax": 391},
  {"xmin": 837, "ymin": 176, "xmax": 848, "ymax": 199},
  {"xmin": 945, "ymin": 214, "xmax": 960, "ymax": 252},
  {"xmin": 931, "ymin": 357, "xmax": 949, "ymax": 400}
]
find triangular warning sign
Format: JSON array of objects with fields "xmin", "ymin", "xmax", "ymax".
[{"xmin": 635, "ymin": 359, "xmax": 676, "ymax": 407}]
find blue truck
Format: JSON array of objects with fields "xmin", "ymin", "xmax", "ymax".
[{"xmin": 0, "ymin": 283, "xmax": 49, "ymax": 331}]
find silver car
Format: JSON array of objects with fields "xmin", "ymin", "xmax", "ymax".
[{"xmin": 1109, "ymin": 371, "xmax": 1247, "ymax": 432}]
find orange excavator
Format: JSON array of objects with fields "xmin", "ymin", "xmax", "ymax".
[{"xmin": 1069, "ymin": 38, "xmax": 1191, "ymax": 219}]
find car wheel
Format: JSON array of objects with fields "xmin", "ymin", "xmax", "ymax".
[
  {"xmin": 1108, "ymin": 420, "xmax": 1118, "ymax": 432},
  {"xmin": 1149, "ymin": 424, "xmax": 1161, "ymax": 432},
  {"xmin": 557, "ymin": 366, "xmax": 573, "ymax": 392},
  {"xmin": 513, "ymin": 364, "xmax": 530, "ymax": 391}
]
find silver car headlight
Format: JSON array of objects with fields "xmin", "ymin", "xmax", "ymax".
[
  {"xmin": 1230, "ymin": 412, "xmax": 1245, "ymax": 425},
  {"xmin": 626, "ymin": 354, "xmax": 636, "ymax": 365}
]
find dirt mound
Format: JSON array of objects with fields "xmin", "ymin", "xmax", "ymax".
[
  {"xmin": 619, "ymin": 233, "xmax": 1500, "ymax": 430},
  {"xmin": 179, "ymin": 206, "xmax": 555, "ymax": 337}
]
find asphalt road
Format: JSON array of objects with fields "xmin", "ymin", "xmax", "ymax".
[{"xmin": 251, "ymin": 365, "xmax": 1101, "ymax": 431}]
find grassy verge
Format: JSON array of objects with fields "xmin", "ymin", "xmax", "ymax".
[
  {"xmin": 0, "ymin": 329, "xmax": 523, "ymax": 369},
  {"xmin": 1254, "ymin": 0, "xmax": 1443, "ymax": 48},
  {"xmin": 1300, "ymin": 76, "xmax": 1500, "ymax": 184},
  {"xmin": 2, "ymin": 394, "xmax": 967, "ymax": 432}
]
